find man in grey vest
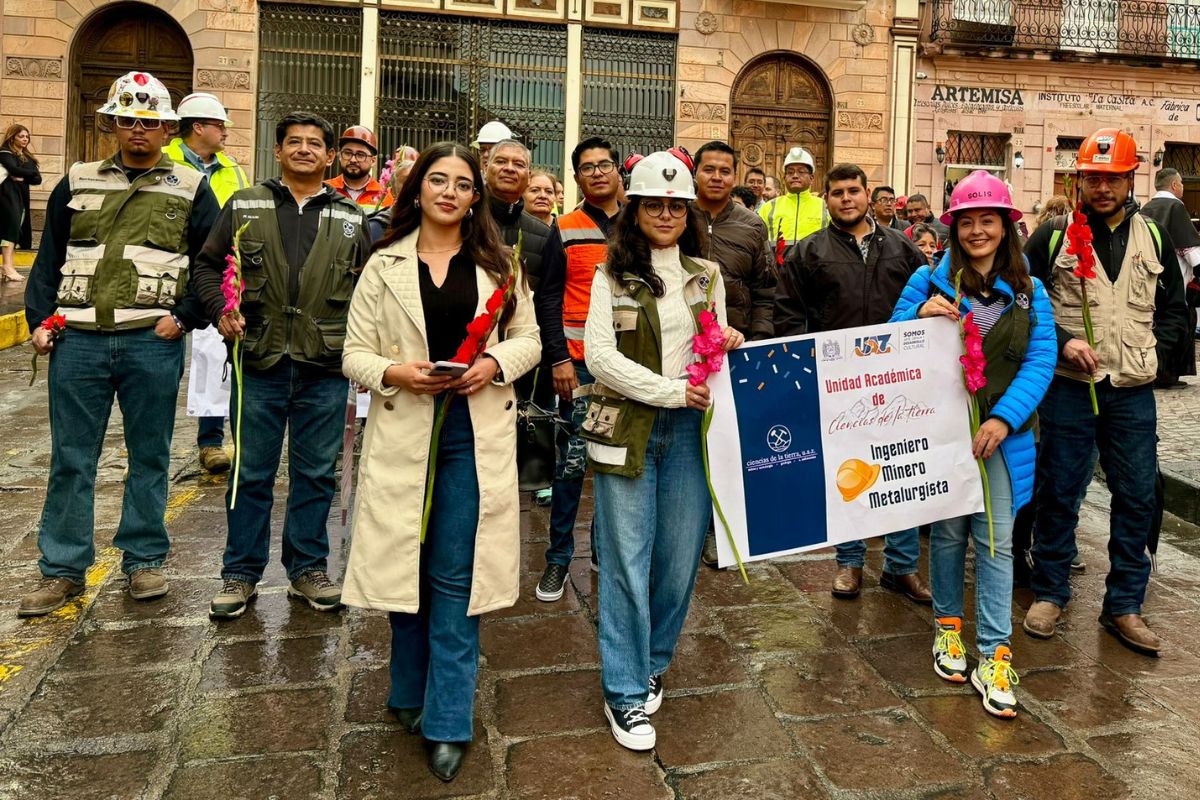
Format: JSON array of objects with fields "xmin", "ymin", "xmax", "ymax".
[
  {"xmin": 191, "ymin": 113, "xmax": 372, "ymax": 620},
  {"xmin": 20, "ymin": 71, "xmax": 219, "ymax": 616}
]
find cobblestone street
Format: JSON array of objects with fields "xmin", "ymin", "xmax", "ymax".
[{"xmin": 1, "ymin": 335, "xmax": 1199, "ymax": 800}]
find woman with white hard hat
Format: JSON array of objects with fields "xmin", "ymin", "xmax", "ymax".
[{"xmin": 581, "ymin": 151, "xmax": 743, "ymax": 751}]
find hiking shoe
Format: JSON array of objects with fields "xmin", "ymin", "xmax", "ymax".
[
  {"xmin": 1071, "ymin": 553, "xmax": 1085, "ymax": 572},
  {"xmin": 17, "ymin": 577, "xmax": 84, "ymax": 617},
  {"xmin": 1023, "ymin": 600, "xmax": 1061, "ymax": 639},
  {"xmin": 128, "ymin": 568, "xmax": 168, "ymax": 600},
  {"xmin": 971, "ymin": 646, "xmax": 1019, "ymax": 719},
  {"xmin": 536, "ymin": 563, "xmax": 569, "ymax": 602},
  {"xmin": 932, "ymin": 617, "xmax": 969, "ymax": 683},
  {"xmin": 199, "ymin": 446, "xmax": 232, "ymax": 474},
  {"xmin": 533, "ymin": 488, "xmax": 552, "ymax": 507},
  {"xmin": 646, "ymin": 674, "xmax": 664, "ymax": 715},
  {"xmin": 288, "ymin": 570, "xmax": 343, "ymax": 612},
  {"xmin": 209, "ymin": 579, "xmax": 257, "ymax": 620},
  {"xmin": 604, "ymin": 703, "xmax": 655, "ymax": 751},
  {"xmin": 701, "ymin": 530, "xmax": 719, "ymax": 569}
]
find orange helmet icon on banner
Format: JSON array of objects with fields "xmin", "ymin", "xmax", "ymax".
[{"xmin": 836, "ymin": 458, "xmax": 880, "ymax": 502}]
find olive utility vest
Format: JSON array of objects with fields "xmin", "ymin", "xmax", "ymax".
[
  {"xmin": 58, "ymin": 156, "xmax": 205, "ymax": 331},
  {"xmin": 580, "ymin": 255, "xmax": 719, "ymax": 478},
  {"xmin": 228, "ymin": 185, "xmax": 366, "ymax": 372}
]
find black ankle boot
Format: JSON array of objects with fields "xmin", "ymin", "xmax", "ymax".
[
  {"xmin": 427, "ymin": 741, "xmax": 468, "ymax": 782},
  {"xmin": 390, "ymin": 707, "xmax": 422, "ymax": 734}
]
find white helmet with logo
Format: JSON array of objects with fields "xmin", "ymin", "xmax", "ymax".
[
  {"xmin": 473, "ymin": 120, "xmax": 518, "ymax": 147},
  {"xmin": 625, "ymin": 151, "xmax": 696, "ymax": 200},
  {"xmin": 783, "ymin": 146, "xmax": 815, "ymax": 171},
  {"xmin": 176, "ymin": 92, "xmax": 232, "ymax": 125},
  {"xmin": 97, "ymin": 71, "xmax": 179, "ymax": 121}
]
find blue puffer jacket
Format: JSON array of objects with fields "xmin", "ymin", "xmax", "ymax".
[{"xmin": 890, "ymin": 255, "xmax": 1056, "ymax": 513}]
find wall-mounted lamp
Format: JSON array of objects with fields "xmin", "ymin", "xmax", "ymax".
[
  {"xmin": 935, "ymin": 143, "xmax": 945, "ymax": 164},
  {"xmin": 1013, "ymin": 151, "xmax": 1024, "ymax": 169},
  {"xmin": 1153, "ymin": 148, "xmax": 1165, "ymax": 167}
]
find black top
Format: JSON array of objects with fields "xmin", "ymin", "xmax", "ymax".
[{"xmin": 419, "ymin": 250, "xmax": 479, "ymax": 363}]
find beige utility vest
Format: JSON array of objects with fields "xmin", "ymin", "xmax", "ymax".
[
  {"xmin": 58, "ymin": 157, "xmax": 203, "ymax": 331},
  {"xmin": 1049, "ymin": 214, "xmax": 1162, "ymax": 387}
]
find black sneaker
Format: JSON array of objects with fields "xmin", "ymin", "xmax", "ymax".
[
  {"xmin": 536, "ymin": 563, "xmax": 569, "ymax": 602},
  {"xmin": 590, "ymin": 548, "xmax": 599, "ymax": 573},
  {"xmin": 646, "ymin": 674, "xmax": 664, "ymax": 715},
  {"xmin": 604, "ymin": 703, "xmax": 655, "ymax": 751}
]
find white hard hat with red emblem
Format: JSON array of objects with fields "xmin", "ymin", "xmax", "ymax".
[
  {"xmin": 625, "ymin": 151, "xmax": 696, "ymax": 200},
  {"xmin": 97, "ymin": 71, "xmax": 179, "ymax": 121}
]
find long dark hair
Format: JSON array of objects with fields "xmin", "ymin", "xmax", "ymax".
[
  {"xmin": 947, "ymin": 213, "xmax": 1031, "ymax": 297},
  {"xmin": 375, "ymin": 142, "xmax": 516, "ymax": 320},
  {"xmin": 605, "ymin": 196, "xmax": 709, "ymax": 297},
  {"xmin": 1, "ymin": 124, "xmax": 36, "ymax": 164}
]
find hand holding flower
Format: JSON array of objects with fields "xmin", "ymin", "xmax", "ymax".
[
  {"xmin": 685, "ymin": 381, "xmax": 711, "ymax": 411},
  {"xmin": 918, "ymin": 295, "xmax": 960, "ymax": 321},
  {"xmin": 721, "ymin": 326, "xmax": 744, "ymax": 352},
  {"xmin": 31, "ymin": 326, "xmax": 56, "ymax": 356},
  {"xmin": 217, "ymin": 314, "xmax": 245, "ymax": 341},
  {"xmin": 972, "ymin": 418, "xmax": 1009, "ymax": 460},
  {"xmin": 1062, "ymin": 338, "xmax": 1098, "ymax": 374}
]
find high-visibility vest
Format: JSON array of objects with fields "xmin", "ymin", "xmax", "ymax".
[
  {"xmin": 557, "ymin": 207, "xmax": 610, "ymax": 361},
  {"xmin": 164, "ymin": 138, "xmax": 248, "ymax": 208},
  {"xmin": 326, "ymin": 174, "xmax": 394, "ymax": 211}
]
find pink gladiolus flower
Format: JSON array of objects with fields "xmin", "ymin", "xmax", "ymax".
[
  {"xmin": 958, "ymin": 311, "xmax": 987, "ymax": 394},
  {"xmin": 686, "ymin": 362, "xmax": 710, "ymax": 385},
  {"xmin": 221, "ymin": 252, "xmax": 243, "ymax": 315},
  {"xmin": 379, "ymin": 158, "xmax": 395, "ymax": 187}
]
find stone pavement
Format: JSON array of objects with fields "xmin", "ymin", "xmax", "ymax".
[
  {"xmin": 1, "ymin": 340, "xmax": 1200, "ymax": 800},
  {"xmin": 1155, "ymin": 357, "xmax": 1200, "ymax": 524}
]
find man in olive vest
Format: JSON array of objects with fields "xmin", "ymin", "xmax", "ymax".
[
  {"xmin": 191, "ymin": 112, "xmax": 372, "ymax": 621},
  {"xmin": 20, "ymin": 71, "xmax": 220, "ymax": 616},
  {"xmin": 1022, "ymin": 130, "xmax": 1189, "ymax": 655}
]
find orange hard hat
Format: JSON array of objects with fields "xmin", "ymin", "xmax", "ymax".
[
  {"xmin": 1076, "ymin": 129, "xmax": 1139, "ymax": 174},
  {"xmin": 339, "ymin": 125, "xmax": 378, "ymax": 154}
]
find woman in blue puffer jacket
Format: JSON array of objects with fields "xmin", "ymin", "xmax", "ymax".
[{"xmin": 891, "ymin": 171, "xmax": 1055, "ymax": 721}]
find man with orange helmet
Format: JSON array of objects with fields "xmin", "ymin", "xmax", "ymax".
[
  {"xmin": 1022, "ymin": 129, "xmax": 1189, "ymax": 656},
  {"xmin": 325, "ymin": 125, "xmax": 393, "ymax": 211}
]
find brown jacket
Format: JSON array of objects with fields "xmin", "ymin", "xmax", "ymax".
[{"xmin": 697, "ymin": 201, "xmax": 775, "ymax": 340}]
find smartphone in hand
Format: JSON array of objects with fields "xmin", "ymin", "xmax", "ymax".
[{"xmin": 428, "ymin": 361, "xmax": 469, "ymax": 378}]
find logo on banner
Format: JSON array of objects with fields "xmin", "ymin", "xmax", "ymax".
[
  {"xmin": 767, "ymin": 425, "xmax": 792, "ymax": 453},
  {"xmin": 901, "ymin": 328, "xmax": 927, "ymax": 351},
  {"xmin": 836, "ymin": 458, "xmax": 880, "ymax": 502},
  {"xmin": 853, "ymin": 333, "xmax": 893, "ymax": 357},
  {"xmin": 821, "ymin": 338, "xmax": 842, "ymax": 362}
]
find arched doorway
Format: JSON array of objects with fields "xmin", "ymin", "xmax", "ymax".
[
  {"xmin": 730, "ymin": 53, "xmax": 832, "ymax": 186},
  {"xmin": 69, "ymin": 2, "xmax": 193, "ymax": 165}
]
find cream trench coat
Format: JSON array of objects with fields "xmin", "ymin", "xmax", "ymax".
[{"xmin": 340, "ymin": 230, "xmax": 541, "ymax": 615}]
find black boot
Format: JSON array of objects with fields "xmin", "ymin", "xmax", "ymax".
[
  {"xmin": 390, "ymin": 707, "xmax": 422, "ymax": 734},
  {"xmin": 427, "ymin": 741, "xmax": 468, "ymax": 782}
]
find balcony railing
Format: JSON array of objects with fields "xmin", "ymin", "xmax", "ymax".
[{"xmin": 929, "ymin": 0, "xmax": 1200, "ymax": 59}]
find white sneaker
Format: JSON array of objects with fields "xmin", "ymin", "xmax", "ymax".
[
  {"xmin": 932, "ymin": 617, "xmax": 969, "ymax": 683},
  {"xmin": 971, "ymin": 646, "xmax": 1019, "ymax": 719},
  {"xmin": 604, "ymin": 703, "xmax": 656, "ymax": 751}
]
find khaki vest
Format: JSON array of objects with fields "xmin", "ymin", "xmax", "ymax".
[
  {"xmin": 58, "ymin": 156, "xmax": 204, "ymax": 331},
  {"xmin": 580, "ymin": 255, "xmax": 717, "ymax": 478},
  {"xmin": 228, "ymin": 185, "xmax": 366, "ymax": 372},
  {"xmin": 1049, "ymin": 213, "xmax": 1162, "ymax": 388}
]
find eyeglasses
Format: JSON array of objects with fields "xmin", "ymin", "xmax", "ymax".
[
  {"xmin": 425, "ymin": 174, "xmax": 477, "ymax": 196},
  {"xmin": 1081, "ymin": 174, "xmax": 1127, "ymax": 188},
  {"xmin": 578, "ymin": 160, "xmax": 616, "ymax": 177},
  {"xmin": 198, "ymin": 121, "xmax": 227, "ymax": 132},
  {"xmin": 113, "ymin": 117, "xmax": 162, "ymax": 130},
  {"xmin": 340, "ymin": 149, "xmax": 374, "ymax": 161},
  {"xmin": 641, "ymin": 199, "xmax": 689, "ymax": 219},
  {"xmin": 875, "ymin": 197, "xmax": 896, "ymax": 205}
]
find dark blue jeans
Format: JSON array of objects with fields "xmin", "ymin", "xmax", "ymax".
[
  {"xmin": 38, "ymin": 328, "xmax": 184, "ymax": 580},
  {"xmin": 389, "ymin": 398, "xmax": 480, "ymax": 743},
  {"xmin": 221, "ymin": 359, "xmax": 345, "ymax": 584},
  {"xmin": 1031, "ymin": 377, "xmax": 1157, "ymax": 616},
  {"xmin": 545, "ymin": 361, "xmax": 594, "ymax": 567},
  {"xmin": 197, "ymin": 416, "xmax": 225, "ymax": 448}
]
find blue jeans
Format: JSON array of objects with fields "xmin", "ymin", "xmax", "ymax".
[
  {"xmin": 835, "ymin": 529, "xmax": 920, "ymax": 574},
  {"xmin": 930, "ymin": 452, "xmax": 1014, "ymax": 656},
  {"xmin": 1031, "ymin": 377, "xmax": 1157, "ymax": 616},
  {"xmin": 595, "ymin": 407, "xmax": 711, "ymax": 710},
  {"xmin": 546, "ymin": 360, "xmax": 594, "ymax": 567},
  {"xmin": 221, "ymin": 359, "xmax": 344, "ymax": 584},
  {"xmin": 388, "ymin": 398, "xmax": 480, "ymax": 743},
  {"xmin": 197, "ymin": 416, "xmax": 225, "ymax": 448},
  {"xmin": 38, "ymin": 328, "xmax": 184, "ymax": 580}
]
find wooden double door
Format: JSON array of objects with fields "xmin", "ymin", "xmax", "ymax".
[{"xmin": 730, "ymin": 54, "xmax": 831, "ymax": 185}]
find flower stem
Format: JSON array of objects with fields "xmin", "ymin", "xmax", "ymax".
[
  {"xmin": 1079, "ymin": 280, "xmax": 1100, "ymax": 415},
  {"xmin": 978, "ymin": 455, "xmax": 995, "ymax": 558},
  {"xmin": 230, "ymin": 339, "xmax": 244, "ymax": 509},
  {"xmin": 701, "ymin": 404, "xmax": 748, "ymax": 584},
  {"xmin": 420, "ymin": 394, "xmax": 452, "ymax": 544}
]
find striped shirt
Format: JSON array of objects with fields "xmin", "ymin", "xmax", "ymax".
[{"xmin": 967, "ymin": 293, "xmax": 1004, "ymax": 336}]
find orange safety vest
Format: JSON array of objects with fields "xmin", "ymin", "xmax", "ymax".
[
  {"xmin": 557, "ymin": 207, "xmax": 610, "ymax": 361},
  {"xmin": 325, "ymin": 174, "xmax": 394, "ymax": 210}
]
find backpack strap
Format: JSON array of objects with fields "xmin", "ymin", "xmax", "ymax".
[{"xmin": 1141, "ymin": 216, "xmax": 1163, "ymax": 261}]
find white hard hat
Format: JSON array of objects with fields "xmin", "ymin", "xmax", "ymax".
[
  {"xmin": 176, "ymin": 92, "xmax": 233, "ymax": 125},
  {"xmin": 783, "ymin": 146, "xmax": 815, "ymax": 171},
  {"xmin": 473, "ymin": 120, "xmax": 518, "ymax": 146},
  {"xmin": 97, "ymin": 71, "xmax": 178, "ymax": 121},
  {"xmin": 625, "ymin": 151, "xmax": 696, "ymax": 200}
]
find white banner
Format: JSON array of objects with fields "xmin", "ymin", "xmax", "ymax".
[{"xmin": 709, "ymin": 318, "xmax": 985, "ymax": 567}]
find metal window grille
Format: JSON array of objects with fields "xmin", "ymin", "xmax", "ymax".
[
  {"xmin": 581, "ymin": 28, "xmax": 677, "ymax": 165},
  {"xmin": 1164, "ymin": 143, "xmax": 1200, "ymax": 178},
  {"xmin": 945, "ymin": 132, "xmax": 1008, "ymax": 166},
  {"xmin": 377, "ymin": 12, "xmax": 568, "ymax": 176},
  {"xmin": 256, "ymin": 3, "xmax": 363, "ymax": 179}
]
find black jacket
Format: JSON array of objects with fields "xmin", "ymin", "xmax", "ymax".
[
  {"xmin": 0, "ymin": 149, "xmax": 41, "ymax": 249},
  {"xmin": 774, "ymin": 221, "xmax": 927, "ymax": 335},
  {"xmin": 698, "ymin": 201, "xmax": 775, "ymax": 340},
  {"xmin": 488, "ymin": 194, "xmax": 550, "ymax": 293}
]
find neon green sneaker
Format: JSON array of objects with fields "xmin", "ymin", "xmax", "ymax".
[{"xmin": 972, "ymin": 645, "xmax": 1019, "ymax": 719}]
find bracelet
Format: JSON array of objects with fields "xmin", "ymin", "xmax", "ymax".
[{"xmin": 171, "ymin": 315, "xmax": 186, "ymax": 333}]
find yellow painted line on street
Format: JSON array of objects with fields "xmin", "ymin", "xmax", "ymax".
[
  {"xmin": 0, "ymin": 311, "xmax": 29, "ymax": 351},
  {"xmin": 165, "ymin": 487, "xmax": 200, "ymax": 523}
]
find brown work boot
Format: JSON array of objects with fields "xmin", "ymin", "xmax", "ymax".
[
  {"xmin": 199, "ymin": 446, "xmax": 232, "ymax": 474},
  {"xmin": 831, "ymin": 566, "xmax": 863, "ymax": 599},
  {"xmin": 1022, "ymin": 600, "xmax": 1062, "ymax": 639},
  {"xmin": 1100, "ymin": 611, "xmax": 1162, "ymax": 657},
  {"xmin": 880, "ymin": 571, "xmax": 933, "ymax": 605},
  {"xmin": 18, "ymin": 577, "xmax": 84, "ymax": 617},
  {"xmin": 128, "ymin": 568, "xmax": 168, "ymax": 600}
]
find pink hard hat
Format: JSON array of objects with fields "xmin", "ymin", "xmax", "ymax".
[{"xmin": 941, "ymin": 170, "xmax": 1022, "ymax": 226}]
